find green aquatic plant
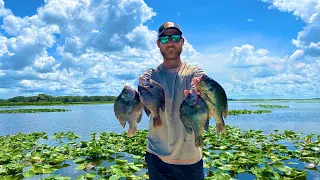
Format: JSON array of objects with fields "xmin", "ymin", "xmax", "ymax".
[
  {"xmin": 228, "ymin": 109, "xmax": 272, "ymax": 115},
  {"xmin": 0, "ymin": 127, "xmax": 319, "ymax": 179},
  {"xmin": 253, "ymin": 105, "xmax": 289, "ymax": 108},
  {"xmin": 0, "ymin": 108, "xmax": 71, "ymax": 113}
]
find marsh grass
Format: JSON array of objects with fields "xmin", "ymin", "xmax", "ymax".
[
  {"xmin": 0, "ymin": 126, "xmax": 319, "ymax": 179},
  {"xmin": 228, "ymin": 109, "xmax": 272, "ymax": 115},
  {"xmin": 252, "ymin": 105, "xmax": 289, "ymax": 108}
]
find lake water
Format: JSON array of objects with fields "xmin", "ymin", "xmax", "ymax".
[{"xmin": 0, "ymin": 101, "xmax": 319, "ymax": 179}]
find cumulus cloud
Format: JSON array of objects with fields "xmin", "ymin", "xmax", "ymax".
[
  {"xmin": 37, "ymin": 0, "xmax": 157, "ymax": 54},
  {"xmin": 227, "ymin": 44, "xmax": 287, "ymax": 78},
  {"xmin": 0, "ymin": 0, "xmax": 201, "ymax": 99},
  {"xmin": 213, "ymin": 0, "xmax": 320, "ymax": 98},
  {"xmin": 0, "ymin": 13, "xmax": 59, "ymax": 70},
  {"xmin": 0, "ymin": 0, "xmax": 319, "ymax": 99},
  {"xmin": 261, "ymin": 0, "xmax": 320, "ymax": 59},
  {"xmin": 224, "ymin": 43, "xmax": 320, "ymax": 98}
]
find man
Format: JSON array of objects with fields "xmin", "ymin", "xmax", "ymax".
[{"xmin": 139, "ymin": 21, "xmax": 206, "ymax": 180}]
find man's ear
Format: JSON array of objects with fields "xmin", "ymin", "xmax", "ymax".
[
  {"xmin": 156, "ymin": 40, "xmax": 160, "ymax": 48},
  {"xmin": 181, "ymin": 36, "xmax": 185, "ymax": 46}
]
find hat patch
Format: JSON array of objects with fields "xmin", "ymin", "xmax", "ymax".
[{"xmin": 164, "ymin": 22, "xmax": 175, "ymax": 28}]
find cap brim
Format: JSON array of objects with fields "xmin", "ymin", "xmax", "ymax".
[{"xmin": 158, "ymin": 27, "xmax": 182, "ymax": 37}]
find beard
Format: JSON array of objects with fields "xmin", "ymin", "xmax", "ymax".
[{"xmin": 160, "ymin": 46, "xmax": 183, "ymax": 60}]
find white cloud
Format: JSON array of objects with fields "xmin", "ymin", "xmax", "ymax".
[
  {"xmin": 290, "ymin": 49, "xmax": 304, "ymax": 60},
  {"xmin": 260, "ymin": 0, "xmax": 318, "ymax": 23},
  {"xmin": 261, "ymin": 0, "xmax": 320, "ymax": 59},
  {"xmin": 0, "ymin": 10, "xmax": 59, "ymax": 70},
  {"xmin": 221, "ymin": 42, "xmax": 320, "ymax": 98},
  {"xmin": 228, "ymin": 44, "xmax": 285, "ymax": 70},
  {"xmin": 0, "ymin": 0, "xmax": 11, "ymax": 17},
  {"xmin": 32, "ymin": 51, "xmax": 56, "ymax": 73},
  {"xmin": 0, "ymin": 0, "xmax": 159, "ymax": 98},
  {"xmin": 247, "ymin": 18, "xmax": 254, "ymax": 22},
  {"xmin": 0, "ymin": 0, "xmax": 319, "ymax": 99}
]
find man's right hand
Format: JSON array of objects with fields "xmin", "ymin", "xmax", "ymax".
[{"xmin": 192, "ymin": 76, "xmax": 202, "ymax": 95}]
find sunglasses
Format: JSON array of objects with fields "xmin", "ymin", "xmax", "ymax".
[{"xmin": 158, "ymin": 34, "xmax": 182, "ymax": 44}]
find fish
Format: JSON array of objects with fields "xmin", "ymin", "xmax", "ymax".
[
  {"xmin": 138, "ymin": 77, "xmax": 165, "ymax": 129},
  {"xmin": 113, "ymin": 85, "xmax": 143, "ymax": 137},
  {"xmin": 192, "ymin": 74, "xmax": 228, "ymax": 134},
  {"xmin": 180, "ymin": 89, "xmax": 210, "ymax": 148}
]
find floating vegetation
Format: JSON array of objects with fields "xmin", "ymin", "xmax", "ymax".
[
  {"xmin": 253, "ymin": 104, "xmax": 289, "ymax": 108},
  {"xmin": 228, "ymin": 109, "xmax": 272, "ymax": 115},
  {"xmin": 0, "ymin": 108, "xmax": 71, "ymax": 114},
  {"xmin": 0, "ymin": 127, "xmax": 319, "ymax": 179}
]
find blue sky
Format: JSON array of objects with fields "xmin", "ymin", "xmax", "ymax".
[
  {"xmin": 0, "ymin": 0, "xmax": 319, "ymax": 99},
  {"xmin": 144, "ymin": 0, "xmax": 305, "ymax": 55}
]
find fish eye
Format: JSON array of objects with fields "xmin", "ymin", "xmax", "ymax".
[
  {"xmin": 190, "ymin": 105, "xmax": 195, "ymax": 109},
  {"xmin": 150, "ymin": 85, "xmax": 153, "ymax": 88}
]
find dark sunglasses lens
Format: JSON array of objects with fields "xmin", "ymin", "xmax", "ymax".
[
  {"xmin": 159, "ymin": 36, "xmax": 169, "ymax": 43},
  {"xmin": 171, "ymin": 35, "xmax": 181, "ymax": 42}
]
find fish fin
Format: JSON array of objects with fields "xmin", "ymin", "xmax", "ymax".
[
  {"xmin": 119, "ymin": 121, "xmax": 126, "ymax": 128},
  {"xmin": 144, "ymin": 106, "xmax": 151, "ymax": 116},
  {"xmin": 160, "ymin": 90, "xmax": 166, "ymax": 112},
  {"xmin": 222, "ymin": 107, "xmax": 228, "ymax": 119},
  {"xmin": 215, "ymin": 113, "xmax": 226, "ymax": 135},
  {"xmin": 134, "ymin": 90, "xmax": 141, "ymax": 102},
  {"xmin": 160, "ymin": 101, "xmax": 165, "ymax": 112},
  {"xmin": 137, "ymin": 110, "xmax": 143, "ymax": 123},
  {"xmin": 127, "ymin": 125, "xmax": 137, "ymax": 137},
  {"xmin": 201, "ymin": 93, "xmax": 215, "ymax": 110},
  {"xmin": 204, "ymin": 117, "xmax": 210, "ymax": 132},
  {"xmin": 195, "ymin": 135, "xmax": 204, "ymax": 148},
  {"xmin": 153, "ymin": 116, "xmax": 163, "ymax": 129}
]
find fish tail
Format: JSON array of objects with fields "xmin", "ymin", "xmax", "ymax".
[
  {"xmin": 119, "ymin": 121, "xmax": 126, "ymax": 128},
  {"xmin": 222, "ymin": 106, "xmax": 228, "ymax": 119},
  {"xmin": 153, "ymin": 116, "xmax": 163, "ymax": 129},
  {"xmin": 216, "ymin": 118, "xmax": 226, "ymax": 135},
  {"xmin": 195, "ymin": 135, "xmax": 204, "ymax": 148},
  {"xmin": 211, "ymin": 110, "xmax": 227, "ymax": 135},
  {"xmin": 127, "ymin": 125, "xmax": 137, "ymax": 137}
]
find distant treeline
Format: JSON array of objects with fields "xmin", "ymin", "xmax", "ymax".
[
  {"xmin": 0, "ymin": 94, "xmax": 117, "ymax": 103},
  {"xmin": 0, "ymin": 94, "xmax": 318, "ymax": 103}
]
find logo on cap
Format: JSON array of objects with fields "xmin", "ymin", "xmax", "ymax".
[{"xmin": 164, "ymin": 22, "xmax": 175, "ymax": 29}]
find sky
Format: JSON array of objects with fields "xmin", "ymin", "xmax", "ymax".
[{"xmin": 0, "ymin": 0, "xmax": 319, "ymax": 99}]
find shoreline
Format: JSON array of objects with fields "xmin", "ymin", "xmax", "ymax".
[
  {"xmin": 0, "ymin": 101, "xmax": 115, "ymax": 106},
  {"xmin": 1, "ymin": 99, "xmax": 319, "ymax": 107}
]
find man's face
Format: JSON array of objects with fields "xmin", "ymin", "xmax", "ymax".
[{"xmin": 157, "ymin": 29, "xmax": 184, "ymax": 61}]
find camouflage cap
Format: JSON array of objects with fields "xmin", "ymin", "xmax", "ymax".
[{"xmin": 158, "ymin": 21, "xmax": 182, "ymax": 37}]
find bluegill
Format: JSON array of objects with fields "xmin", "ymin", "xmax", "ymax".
[
  {"xmin": 138, "ymin": 77, "xmax": 165, "ymax": 129},
  {"xmin": 180, "ymin": 90, "xmax": 210, "ymax": 148},
  {"xmin": 114, "ymin": 86, "xmax": 143, "ymax": 137},
  {"xmin": 193, "ymin": 74, "xmax": 228, "ymax": 134}
]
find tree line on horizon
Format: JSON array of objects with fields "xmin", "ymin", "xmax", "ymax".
[
  {"xmin": 0, "ymin": 94, "xmax": 318, "ymax": 103},
  {"xmin": 0, "ymin": 94, "xmax": 117, "ymax": 103}
]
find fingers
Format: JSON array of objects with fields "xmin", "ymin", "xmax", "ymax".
[
  {"xmin": 139, "ymin": 76, "xmax": 148, "ymax": 85},
  {"xmin": 184, "ymin": 90, "xmax": 189, "ymax": 97},
  {"xmin": 192, "ymin": 77, "xmax": 201, "ymax": 86}
]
